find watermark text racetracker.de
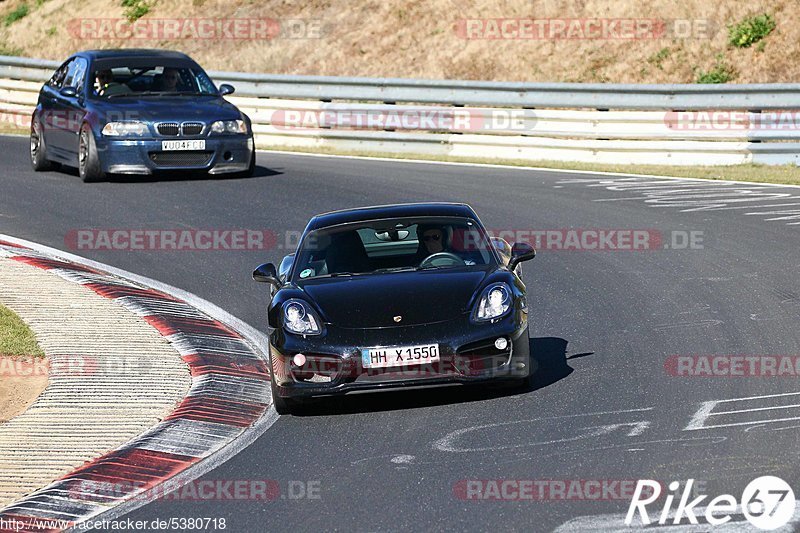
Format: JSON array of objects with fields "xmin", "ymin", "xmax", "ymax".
[
  {"xmin": 67, "ymin": 18, "xmax": 324, "ymax": 40},
  {"xmin": 664, "ymin": 110, "xmax": 800, "ymax": 131},
  {"xmin": 454, "ymin": 18, "xmax": 714, "ymax": 40},
  {"xmin": 455, "ymin": 479, "xmax": 658, "ymax": 501},
  {"xmin": 63, "ymin": 228, "xmax": 705, "ymax": 252},
  {"xmin": 484, "ymin": 229, "xmax": 703, "ymax": 251},
  {"xmin": 67, "ymin": 478, "xmax": 321, "ymax": 503},
  {"xmin": 666, "ymin": 355, "xmax": 800, "ymax": 377},
  {"xmin": 65, "ymin": 229, "xmax": 279, "ymax": 252}
]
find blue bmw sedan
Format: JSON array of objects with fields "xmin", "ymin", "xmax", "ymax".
[{"xmin": 30, "ymin": 49, "xmax": 256, "ymax": 182}]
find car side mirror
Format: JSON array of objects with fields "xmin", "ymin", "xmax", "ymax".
[
  {"xmin": 218, "ymin": 84, "xmax": 235, "ymax": 96},
  {"xmin": 253, "ymin": 263, "xmax": 280, "ymax": 286},
  {"xmin": 508, "ymin": 242, "xmax": 536, "ymax": 271},
  {"xmin": 59, "ymin": 86, "xmax": 78, "ymax": 98}
]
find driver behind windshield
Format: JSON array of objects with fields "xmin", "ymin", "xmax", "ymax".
[
  {"xmin": 94, "ymin": 69, "xmax": 129, "ymax": 97},
  {"xmin": 416, "ymin": 223, "xmax": 485, "ymax": 266},
  {"xmin": 417, "ymin": 224, "xmax": 449, "ymax": 257},
  {"xmin": 154, "ymin": 67, "xmax": 182, "ymax": 92}
]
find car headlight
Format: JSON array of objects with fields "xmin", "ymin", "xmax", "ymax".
[
  {"xmin": 101, "ymin": 121, "xmax": 148, "ymax": 136},
  {"xmin": 282, "ymin": 299, "xmax": 321, "ymax": 335},
  {"xmin": 210, "ymin": 120, "xmax": 247, "ymax": 134},
  {"xmin": 473, "ymin": 283, "xmax": 512, "ymax": 322}
]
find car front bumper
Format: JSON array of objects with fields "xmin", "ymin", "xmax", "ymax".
[
  {"xmin": 269, "ymin": 313, "xmax": 531, "ymax": 400},
  {"xmin": 95, "ymin": 134, "xmax": 254, "ymax": 175}
]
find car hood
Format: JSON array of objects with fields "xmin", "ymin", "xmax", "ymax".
[
  {"xmin": 299, "ymin": 268, "xmax": 491, "ymax": 328},
  {"xmin": 92, "ymin": 96, "xmax": 242, "ymax": 122}
]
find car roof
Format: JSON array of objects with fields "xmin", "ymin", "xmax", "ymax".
[
  {"xmin": 307, "ymin": 202, "xmax": 479, "ymax": 231},
  {"xmin": 77, "ymin": 49, "xmax": 195, "ymax": 61}
]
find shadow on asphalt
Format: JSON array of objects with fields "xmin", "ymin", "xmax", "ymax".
[
  {"xmin": 291, "ymin": 336, "xmax": 583, "ymax": 417},
  {"xmin": 45, "ymin": 164, "xmax": 282, "ymax": 183}
]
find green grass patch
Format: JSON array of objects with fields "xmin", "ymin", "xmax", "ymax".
[
  {"xmin": 121, "ymin": 0, "xmax": 151, "ymax": 22},
  {"xmin": 0, "ymin": 42, "xmax": 24, "ymax": 56},
  {"xmin": 0, "ymin": 304, "xmax": 44, "ymax": 358},
  {"xmin": 648, "ymin": 47, "xmax": 670, "ymax": 70},
  {"xmin": 3, "ymin": 3, "xmax": 29, "ymax": 26},
  {"xmin": 696, "ymin": 55, "xmax": 736, "ymax": 84},
  {"xmin": 728, "ymin": 13, "xmax": 776, "ymax": 48},
  {"xmin": 260, "ymin": 145, "xmax": 800, "ymax": 187}
]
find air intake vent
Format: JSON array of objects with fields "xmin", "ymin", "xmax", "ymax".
[{"xmin": 149, "ymin": 151, "xmax": 213, "ymax": 167}]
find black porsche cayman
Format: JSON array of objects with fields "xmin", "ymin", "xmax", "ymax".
[{"xmin": 253, "ymin": 202, "xmax": 536, "ymax": 414}]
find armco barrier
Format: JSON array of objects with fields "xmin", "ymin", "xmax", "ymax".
[{"xmin": 2, "ymin": 54, "xmax": 800, "ymax": 166}]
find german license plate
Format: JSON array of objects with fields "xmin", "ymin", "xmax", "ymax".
[
  {"xmin": 162, "ymin": 140, "xmax": 205, "ymax": 151},
  {"xmin": 361, "ymin": 343, "xmax": 440, "ymax": 369}
]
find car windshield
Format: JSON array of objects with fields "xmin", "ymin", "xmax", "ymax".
[
  {"xmin": 292, "ymin": 216, "xmax": 497, "ymax": 281},
  {"xmin": 90, "ymin": 62, "xmax": 218, "ymax": 98}
]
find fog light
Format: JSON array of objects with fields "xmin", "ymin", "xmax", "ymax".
[
  {"xmin": 293, "ymin": 353, "xmax": 306, "ymax": 367},
  {"xmin": 494, "ymin": 337, "xmax": 508, "ymax": 350}
]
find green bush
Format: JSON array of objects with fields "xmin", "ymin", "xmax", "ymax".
[
  {"xmin": 728, "ymin": 13, "xmax": 776, "ymax": 48},
  {"xmin": 4, "ymin": 3, "xmax": 29, "ymax": 26}
]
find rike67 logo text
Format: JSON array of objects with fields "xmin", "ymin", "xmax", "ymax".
[{"xmin": 626, "ymin": 477, "xmax": 796, "ymax": 530}]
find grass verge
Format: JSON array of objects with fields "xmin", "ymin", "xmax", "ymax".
[
  {"xmin": 0, "ymin": 124, "xmax": 28, "ymax": 136},
  {"xmin": 260, "ymin": 145, "xmax": 800, "ymax": 186},
  {"xmin": 0, "ymin": 304, "xmax": 44, "ymax": 358},
  {"xmin": 0, "ymin": 303, "xmax": 47, "ymax": 423}
]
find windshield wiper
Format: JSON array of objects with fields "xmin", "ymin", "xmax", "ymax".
[
  {"xmin": 372, "ymin": 266, "xmax": 417, "ymax": 274},
  {"xmin": 305, "ymin": 272, "xmax": 355, "ymax": 280},
  {"xmin": 107, "ymin": 91, "xmax": 210, "ymax": 98},
  {"xmin": 106, "ymin": 91, "xmax": 164, "ymax": 98}
]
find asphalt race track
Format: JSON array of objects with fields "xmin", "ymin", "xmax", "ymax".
[{"xmin": 2, "ymin": 134, "xmax": 800, "ymax": 531}]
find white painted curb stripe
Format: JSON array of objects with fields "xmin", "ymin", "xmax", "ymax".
[{"xmin": 0, "ymin": 235, "xmax": 279, "ymax": 532}]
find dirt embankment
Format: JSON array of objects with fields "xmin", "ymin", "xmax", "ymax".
[{"xmin": 0, "ymin": 0, "xmax": 795, "ymax": 83}]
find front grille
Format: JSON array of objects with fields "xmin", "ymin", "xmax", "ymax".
[
  {"xmin": 181, "ymin": 122, "xmax": 204, "ymax": 136},
  {"xmin": 149, "ymin": 151, "xmax": 213, "ymax": 168},
  {"xmin": 157, "ymin": 122, "xmax": 179, "ymax": 136}
]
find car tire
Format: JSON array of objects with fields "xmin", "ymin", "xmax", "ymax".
[
  {"xmin": 506, "ymin": 326, "xmax": 532, "ymax": 390},
  {"xmin": 79, "ymin": 124, "xmax": 105, "ymax": 183},
  {"xmin": 30, "ymin": 116, "xmax": 56, "ymax": 172},
  {"xmin": 270, "ymin": 377, "xmax": 295, "ymax": 415}
]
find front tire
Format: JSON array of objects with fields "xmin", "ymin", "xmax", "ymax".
[
  {"xmin": 270, "ymin": 377, "xmax": 295, "ymax": 415},
  {"xmin": 505, "ymin": 326, "xmax": 532, "ymax": 390},
  {"xmin": 79, "ymin": 124, "xmax": 105, "ymax": 183},
  {"xmin": 30, "ymin": 117, "xmax": 55, "ymax": 171}
]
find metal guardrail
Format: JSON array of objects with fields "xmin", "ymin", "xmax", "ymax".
[
  {"xmin": 1, "ymin": 54, "xmax": 800, "ymax": 166},
  {"xmin": 3, "ymin": 54, "xmax": 800, "ymax": 110}
]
